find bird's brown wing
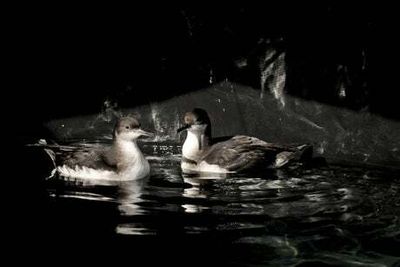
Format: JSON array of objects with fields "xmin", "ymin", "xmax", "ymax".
[
  {"xmin": 48, "ymin": 144, "xmax": 117, "ymax": 171},
  {"xmin": 202, "ymin": 135, "xmax": 281, "ymax": 172},
  {"xmin": 202, "ymin": 135, "xmax": 313, "ymax": 171}
]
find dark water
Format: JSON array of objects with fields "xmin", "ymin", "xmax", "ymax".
[{"xmin": 19, "ymin": 141, "xmax": 400, "ymax": 266}]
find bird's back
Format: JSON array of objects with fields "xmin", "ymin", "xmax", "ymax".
[
  {"xmin": 46, "ymin": 144, "xmax": 117, "ymax": 172},
  {"xmin": 202, "ymin": 135, "xmax": 312, "ymax": 172},
  {"xmin": 201, "ymin": 135, "xmax": 280, "ymax": 172}
]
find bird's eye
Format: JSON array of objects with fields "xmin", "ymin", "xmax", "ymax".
[{"xmin": 125, "ymin": 126, "xmax": 130, "ymax": 129}]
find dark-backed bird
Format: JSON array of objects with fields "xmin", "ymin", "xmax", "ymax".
[{"xmin": 177, "ymin": 108, "xmax": 312, "ymax": 174}]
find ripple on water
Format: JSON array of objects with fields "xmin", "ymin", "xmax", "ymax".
[{"xmin": 40, "ymin": 142, "xmax": 400, "ymax": 266}]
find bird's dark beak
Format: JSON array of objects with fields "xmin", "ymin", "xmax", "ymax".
[{"xmin": 177, "ymin": 124, "xmax": 190, "ymax": 133}]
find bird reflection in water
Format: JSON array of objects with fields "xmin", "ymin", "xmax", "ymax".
[{"xmin": 181, "ymin": 172, "xmax": 226, "ymax": 213}]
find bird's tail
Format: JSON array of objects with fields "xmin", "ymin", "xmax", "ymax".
[
  {"xmin": 274, "ymin": 144, "xmax": 313, "ymax": 168},
  {"xmin": 296, "ymin": 144, "xmax": 313, "ymax": 161}
]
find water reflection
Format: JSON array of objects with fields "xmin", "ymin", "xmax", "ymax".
[
  {"xmin": 39, "ymin": 142, "xmax": 400, "ymax": 266},
  {"xmin": 117, "ymin": 178, "xmax": 148, "ymax": 216},
  {"xmin": 49, "ymin": 176, "xmax": 148, "ymax": 214}
]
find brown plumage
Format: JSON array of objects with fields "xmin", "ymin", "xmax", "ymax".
[
  {"xmin": 44, "ymin": 116, "xmax": 152, "ymax": 180},
  {"xmin": 178, "ymin": 108, "xmax": 313, "ymax": 173}
]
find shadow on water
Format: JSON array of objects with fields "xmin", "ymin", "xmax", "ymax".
[{"xmin": 15, "ymin": 141, "xmax": 400, "ymax": 266}]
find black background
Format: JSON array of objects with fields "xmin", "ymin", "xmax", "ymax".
[{"xmin": 7, "ymin": 3, "xmax": 399, "ymax": 138}]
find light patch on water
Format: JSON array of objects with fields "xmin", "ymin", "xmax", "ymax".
[
  {"xmin": 235, "ymin": 235, "xmax": 298, "ymax": 257},
  {"xmin": 116, "ymin": 224, "xmax": 156, "ymax": 235},
  {"xmin": 213, "ymin": 203, "xmax": 265, "ymax": 216},
  {"xmin": 50, "ymin": 192, "xmax": 115, "ymax": 202},
  {"xmin": 146, "ymin": 155, "xmax": 180, "ymax": 162},
  {"xmin": 118, "ymin": 203, "xmax": 146, "ymax": 216},
  {"xmin": 216, "ymin": 222, "xmax": 265, "ymax": 231},
  {"xmin": 318, "ymin": 252, "xmax": 393, "ymax": 267},
  {"xmin": 182, "ymin": 204, "xmax": 209, "ymax": 213},
  {"xmin": 336, "ymin": 188, "xmax": 357, "ymax": 201},
  {"xmin": 340, "ymin": 213, "xmax": 363, "ymax": 222},
  {"xmin": 182, "ymin": 186, "xmax": 207, "ymax": 199},
  {"xmin": 238, "ymin": 179, "xmax": 283, "ymax": 190},
  {"xmin": 305, "ymin": 193, "xmax": 326, "ymax": 202},
  {"xmin": 184, "ymin": 226, "xmax": 210, "ymax": 234}
]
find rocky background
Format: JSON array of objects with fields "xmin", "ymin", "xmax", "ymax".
[{"xmin": 11, "ymin": 3, "xmax": 400, "ymax": 167}]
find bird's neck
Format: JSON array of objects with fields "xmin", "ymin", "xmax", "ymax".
[
  {"xmin": 182, "ymin": 131, "xmax": 210, "ymax": 161},
  {"xmin": 114, "ymin": 139, "xmax": 146, "ymax": 171}
]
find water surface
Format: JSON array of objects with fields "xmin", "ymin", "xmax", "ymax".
[{"xmin": 22, "ymin": 141, "xmax": 400, "ymax": 266}]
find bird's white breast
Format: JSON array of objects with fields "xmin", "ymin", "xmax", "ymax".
[
  {"xmin": 182, "ymin": 131, "xmax": 201, "ymax": 161},
  {"xmin": 57, "ymin": 160, "xmax": 150, "ymax": 181},
  {"xmin": 56, "ymin": 141, "xmax": 150, "ymax": 181},
  {"xmin": 181, "ymin": 160, "xmax": 231, "ymax": 174}
]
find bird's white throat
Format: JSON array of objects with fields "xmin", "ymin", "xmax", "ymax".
[
  {"xmin": 115, "ymin": 140, "xmax": 149, "ymax": 174},
  {"xmin": 182, "ymin": 130, "xmax": 210, "ymax": 161}
]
